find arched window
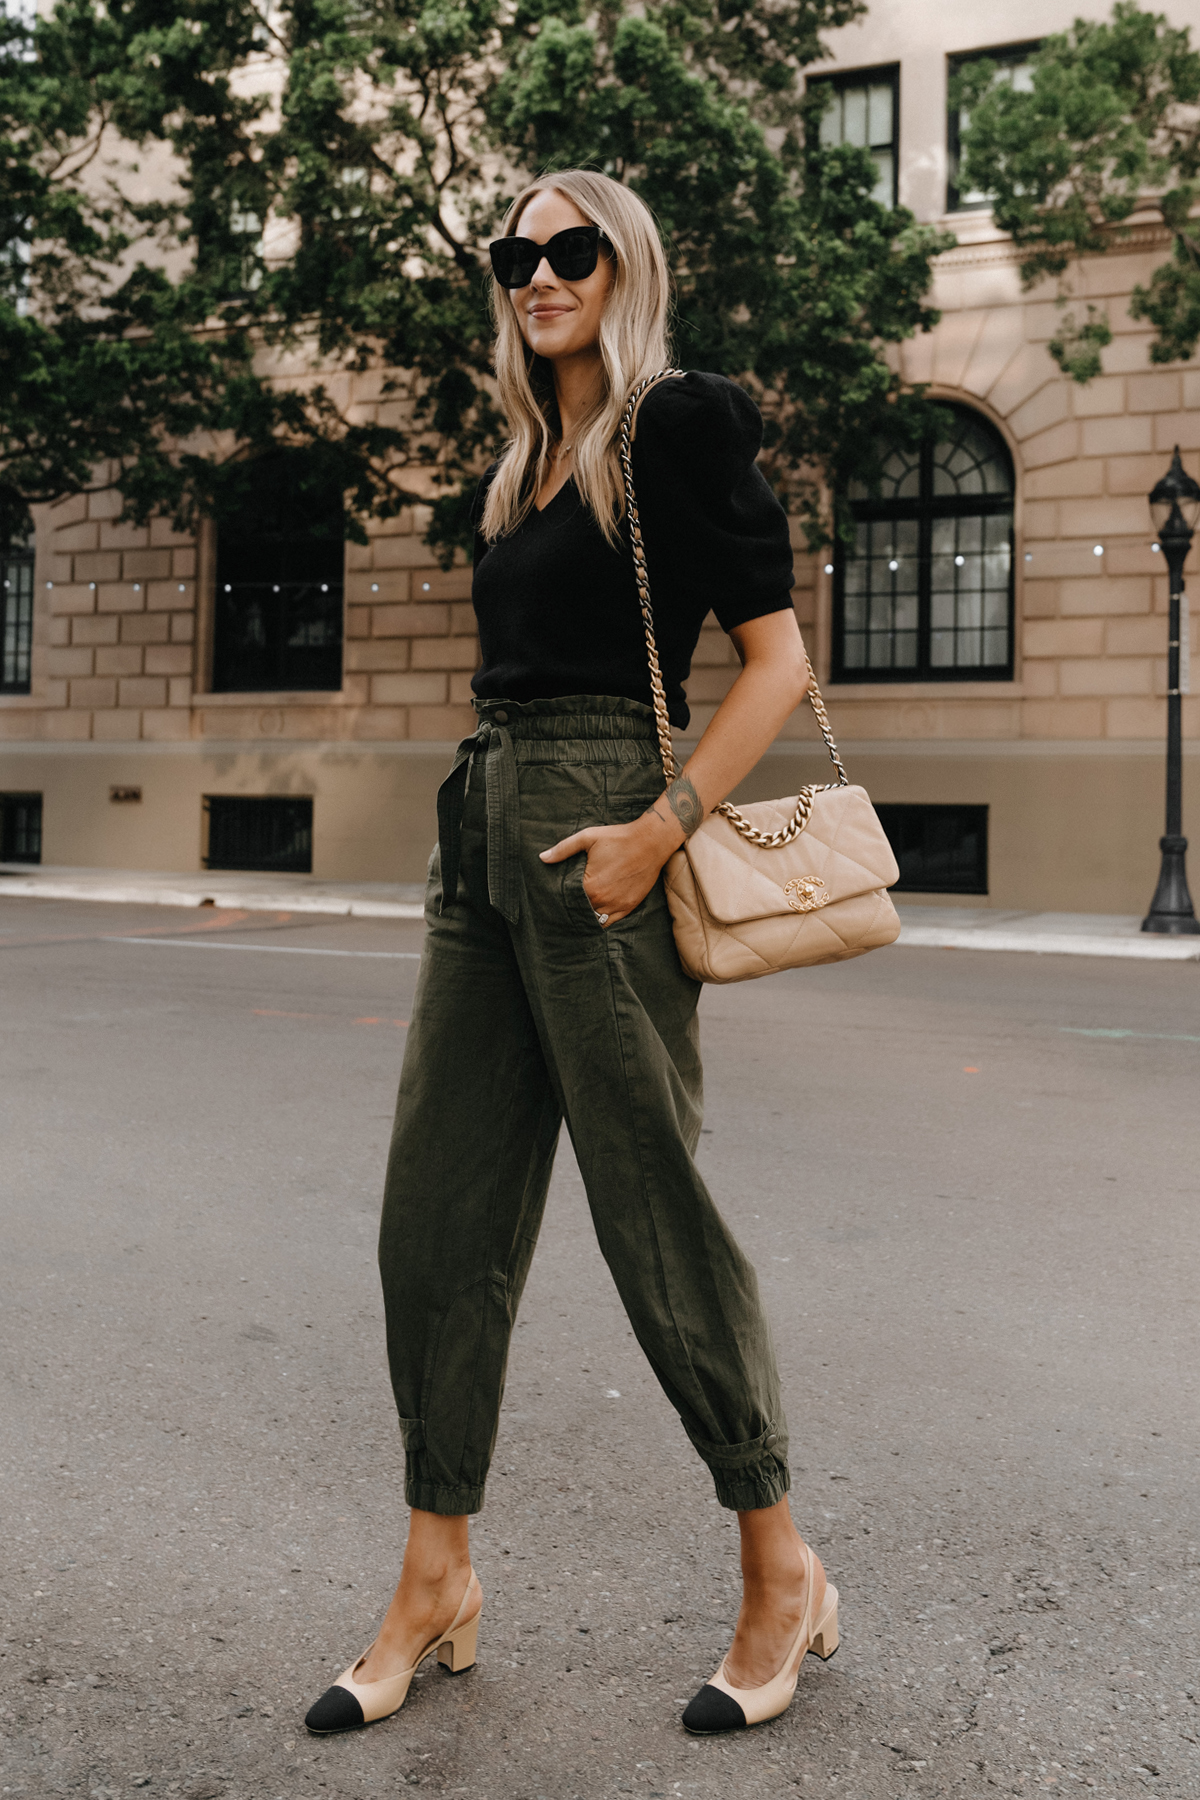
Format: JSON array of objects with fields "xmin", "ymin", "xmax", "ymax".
[
  {"xmin": 832, "ymin": 405, "xmax": 1015, "ymax": 682},
  {"xmin": 212, "ymin": 453, "xmax": 344, "ymax": 693}
]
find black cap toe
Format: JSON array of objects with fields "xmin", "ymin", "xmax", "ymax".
[
  {"xmin": 305, "ymin": 1684, "xmax": 366, "ymax": 1734},
  {"xmin": 681, "ymin": 1683, "xmax": 748, "ymax": 1735}
]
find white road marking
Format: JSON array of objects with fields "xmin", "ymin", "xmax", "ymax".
[
  {"xmin": 105, "ymin": 937, "xmax": 421, "ymax": 959},
  {"xmin": 1061, "ymin": 1026, "xmax": 1200, "ymax": 1044}
]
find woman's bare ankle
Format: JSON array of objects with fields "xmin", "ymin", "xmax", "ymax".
[
  {"xmin": 356, "ymin": 1512, "xmax": 472, "ymax": 1681},
  {"xmin": 401, "ymin": 1551, "xmax": 471, "ymax": 1592}
]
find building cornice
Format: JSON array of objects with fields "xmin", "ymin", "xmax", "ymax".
[{"xmin": 932, "ymin": 216, "xmax": 1176, "ymax": 273}]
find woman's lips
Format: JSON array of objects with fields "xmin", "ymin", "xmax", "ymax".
[{"xmin": 528, "ymin": 305, "xmax": 570, "ymax": 318}]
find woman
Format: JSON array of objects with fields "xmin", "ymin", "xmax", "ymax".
[{"xmin": 305, "ymin": 169, "xmax": 837, "ymax": 1741}]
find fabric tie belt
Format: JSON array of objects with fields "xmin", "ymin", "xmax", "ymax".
[{"xmin": 436, "ymin": 716, "xmax": 523, "ymax": 925}]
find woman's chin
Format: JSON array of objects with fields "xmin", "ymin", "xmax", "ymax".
[{"xmin": 524, "ymin": 325, "xmax": 593, "ymax": 362}]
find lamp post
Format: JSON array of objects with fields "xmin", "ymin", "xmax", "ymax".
[{"xmin": 1143, "ymin": 446, "xmax": 1200, "ymax": 934}]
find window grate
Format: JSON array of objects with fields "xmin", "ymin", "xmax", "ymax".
[
  {"xmin": 875, "ymin": 803, "xmax": 988, "ymax": 895},
  {"xmin": 1, "ymin": 541, "xmax": 34, "ymax": 694},
  {"xmin": 203, "ymin": 795, "xmax": 313, "ymax": 874},
  {"xmin": 1, "ymin": 791, "xmax": 43, "ymax": 863}
]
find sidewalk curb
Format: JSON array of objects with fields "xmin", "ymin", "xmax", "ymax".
[
  {"xmin": 895, "ymin": 924, "xmax": 1200, "ymax": 962},
  {"xmin": 0, "ymin": 869, "xmax": 425, "ymax": 920},
  {"xmin": 5, "ymin": 866, "xmax": 1200, "ymax": 958}
]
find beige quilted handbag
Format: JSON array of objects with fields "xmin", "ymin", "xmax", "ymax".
[{"xmin": 620, "ymin": 372, "xmax": 902, "ymax": 984}]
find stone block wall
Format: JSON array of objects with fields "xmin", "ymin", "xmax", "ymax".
[
  {"xmin": 6, "ymin": 491, "xmax": 197, "ymax": 743},
  {"xmin": 806, "ymin": 226, "xmax": 1200, "ymax": 749},
  {"xmin": 5, "ymin": 254, "xmax": 1198, "ymax": 758},
  {"xmin": 10, "ymin": 490, "xmax": 819, "ymax": 747}
]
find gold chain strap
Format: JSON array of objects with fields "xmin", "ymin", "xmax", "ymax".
[{"xmin": 618, "ymin": 371, "xmax": 848, "ymax": 850}]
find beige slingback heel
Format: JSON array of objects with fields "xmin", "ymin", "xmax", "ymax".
[
  {"xmin": 305, "ymin": 1568, "xmax": 483, "ymax": 1735},
  {"xmin": 682, "ymin": 1542, "xmax": 837, "ymax": 1734}
]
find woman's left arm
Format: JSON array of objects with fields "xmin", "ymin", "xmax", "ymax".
[{"xmin": 539, "ymin": 609, "xmax": 810, "ymax": 925}]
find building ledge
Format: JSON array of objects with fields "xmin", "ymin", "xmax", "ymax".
[
  {"xmin": 825, "ymin": 680, "xmax": 1023, "ymax": 700},
  {"xmin": 194, "ymin": 689, "xmax": 349, "ymax": 706}
]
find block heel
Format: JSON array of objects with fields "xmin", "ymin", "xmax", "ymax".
[
  {"xmin": 437, "ymin": 1609, "xmax": 479, "ymax": 1673},
  {"xmin": 809, "ymin": 1586, "xmax": 839, "ymax": 1661}
]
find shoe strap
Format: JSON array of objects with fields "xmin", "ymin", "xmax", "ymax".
[
  {"xmin": 708, "ymin": 1538, "xmax": 820, "ymax": 1699},
  {"xmin": 343, "ymin": 1567, "xmax": 482, "ymax": 1697}
]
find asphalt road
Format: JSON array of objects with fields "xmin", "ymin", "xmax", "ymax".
[{"xmin": 2, "ymin": 894, "xmax": 1199, "ymax": 1800}]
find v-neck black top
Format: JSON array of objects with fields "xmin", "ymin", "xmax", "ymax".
[{"xmin": 469, "ymin": 371, "xmax": 795, "ymax": 729}]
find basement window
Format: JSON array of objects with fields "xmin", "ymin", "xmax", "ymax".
[
  {"xmin": 203, "ymin": 795, "xmax": 313, "ymax": 874},
  {"xmin": 875, "ymin": 803, "xmax": 988, "ymax": 895},
  {"xmin": 0, "ymin": 791, "xmax": 42, "ymax": 863}
]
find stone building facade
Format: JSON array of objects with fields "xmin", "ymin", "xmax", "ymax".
[{"xmin": 2, "ymin": 0, "xmax": 1197, "ymax": 911}]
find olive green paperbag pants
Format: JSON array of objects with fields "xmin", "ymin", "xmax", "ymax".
[{"xmin": 378, "ymin": 696, "xmax": 790, "ymax": 1515}]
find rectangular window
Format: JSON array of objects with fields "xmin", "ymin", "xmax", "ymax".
[
  {"xmin": 0, "ymin": 791, "xmax": 43, "ymax": 863},
  {"xmin": 203, "ymin": 795, "xmax": 313, "ymax": 874},
  {"xmin": 212, "ymin": 453, "xmax": 344, "ymax": 693},
  {"xmin": 947, "ymin": 42, "xmax": 1040, "ymax": 213},
  {"xmin": 809, "ymin": 64, "xmax": 899, "ymax": 208},
  {"xmin": 842, "ymin": 517, "xmax": 921, "ymax": 671},
  {"xmin": 212, "ymin": 579, "xmax": 343, "ymax": 692},
  {"xmin": 875, "ymin": 803, "xmax": 988, "ymax": 895},
  {"xmin": 1, "ymin": 539, "xmax": 35, "ymax": 694}
]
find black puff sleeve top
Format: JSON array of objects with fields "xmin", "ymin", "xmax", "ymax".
[{"xmin": 470, "ymin": 370, "xmax": 795, "ymax": 729}]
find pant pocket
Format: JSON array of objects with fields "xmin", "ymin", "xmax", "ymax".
[
  {"xmin": 561, "ymin": 848, "xmax": 603, "ymax": 931},
  {"xmin": 398, "ymin": 1416, "xmax": 426, "ymax": 1453}
]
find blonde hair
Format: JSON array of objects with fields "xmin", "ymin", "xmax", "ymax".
[{"xmin": 481, "ymin": 170, "xmax": 672, "ymax": 547}]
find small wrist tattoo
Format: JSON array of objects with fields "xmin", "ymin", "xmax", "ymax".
[
  {"xmin": 643, "ymin": 802, "xmax": 672, "ymax": 831},
  {"xmin": 666, "ymin": 774, "xmax": 704, "ymax": 838}
]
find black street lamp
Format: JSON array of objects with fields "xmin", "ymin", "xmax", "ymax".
[{"xmin": 1143, "ymin": 446, "xmax": 1200, "ymax": 934}]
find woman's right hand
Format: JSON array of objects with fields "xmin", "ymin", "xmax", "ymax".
[{"xmin": 539, "ymin": 810, "xmax": 683, "ymax": 925}]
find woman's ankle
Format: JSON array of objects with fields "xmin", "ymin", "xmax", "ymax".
[
  {"xmin": 400, "ymin": 1509, "xmax": 471, "ymax": 1588},
  {"xmin": 737, "ymin": 1499, "xmax": 804, "ymax": 1584}
]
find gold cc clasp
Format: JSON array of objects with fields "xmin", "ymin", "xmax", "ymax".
[{"xmin": 783, "ymin": 874, "xmax": 829, "ymax": 913}]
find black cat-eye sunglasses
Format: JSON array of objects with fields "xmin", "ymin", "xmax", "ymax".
[{"xmin": 488, "ymin": 224, "xmax": 610, "ymax": 291}]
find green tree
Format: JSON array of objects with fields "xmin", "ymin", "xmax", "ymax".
[
  {"xmin": 955, "ymin": 1, "xmax": 1200, "ymax": 382},
  {"xmin": 0, "ymin": 0, "xmax": 411, "ymax": 551},
  {"xmin": 2, "ymin": 0, "xmax": 953, "ymax": 558}
]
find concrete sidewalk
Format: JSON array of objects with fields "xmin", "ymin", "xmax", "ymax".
[
  {"xmin": 0, "ymin": 861, "xmax": 428, "ymax": 919},
  {"xmin": 7, "ymin": 856, "xmax": 1200, "ymax": 957},
  {"xmin": 893, "ymin": 902, "xmax": 1200, "ymax": 961},
  {"xmin": 4, "ymin": 860, "xmax": 1200, "ymax": 957}
]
